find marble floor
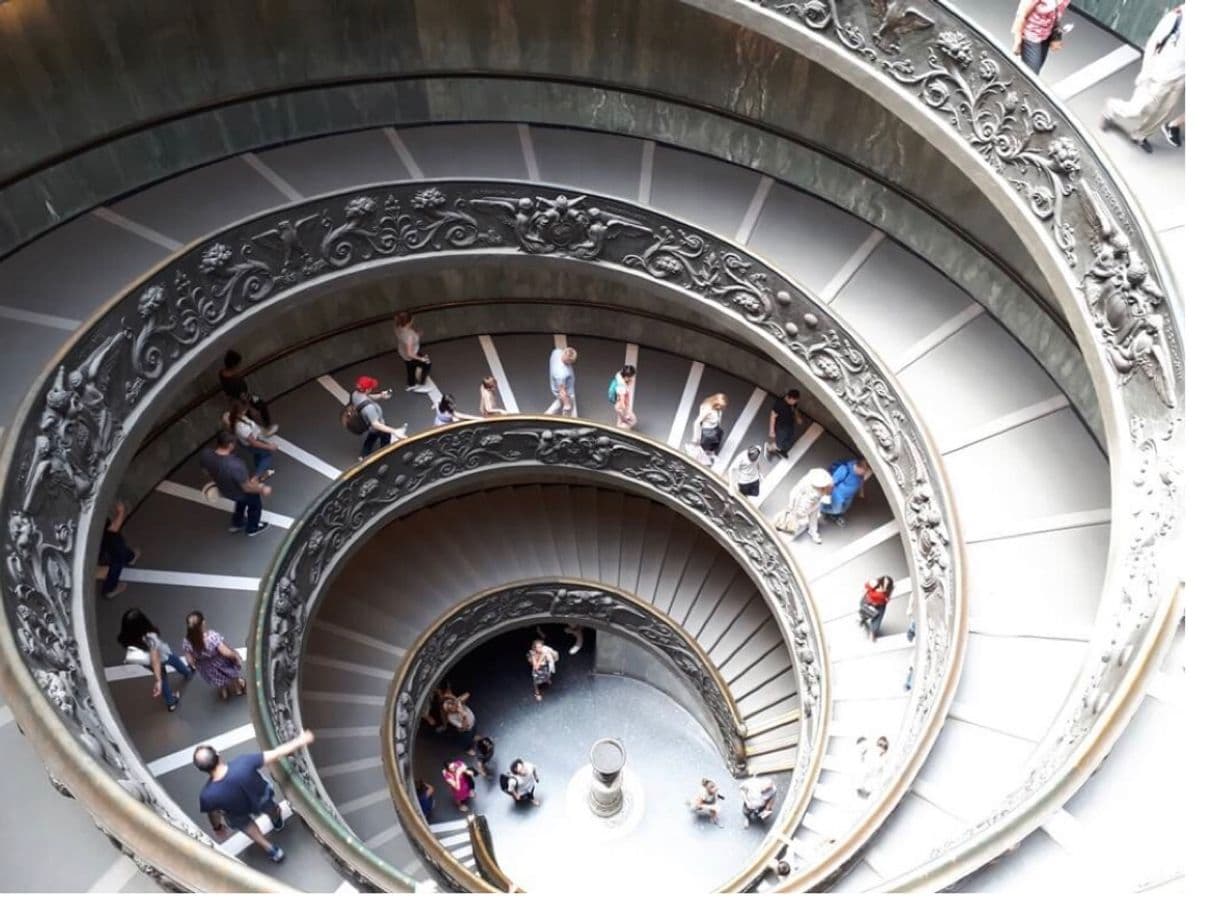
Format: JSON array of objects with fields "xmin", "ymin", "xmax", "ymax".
[{"xmin": 413, "ymin": 627, "xmax": 791, "ymax": 894}]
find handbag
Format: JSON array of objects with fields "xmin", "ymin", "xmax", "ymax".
[
  {"xmin": 124, "ymin": 646, "xmax": 152, "ymax": 668},
  {"xmin": 774, "ymin": 509, "xmax": 797, "ymax": 533}
]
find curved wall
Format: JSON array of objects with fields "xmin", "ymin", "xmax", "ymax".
[{"xmin": 0, "ymin": 0, "xmax": 1051, "ymax": 310}]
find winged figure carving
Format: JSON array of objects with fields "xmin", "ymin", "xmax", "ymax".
[{"xmin": 869, "ymin": 0, "xmax": 934, "ymax": 53}]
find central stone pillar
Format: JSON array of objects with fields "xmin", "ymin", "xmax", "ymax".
[{"xmin": 587, "ymin": 738, "xmax": 627, "ymax": 817}]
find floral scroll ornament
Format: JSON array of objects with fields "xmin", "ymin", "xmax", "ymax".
[
  {"xmin": 881, "ymin": 30, "xmax": 1080, "ymax": 262},
  {"xmin": 623, "ymin": 226, "xmax": 776, "ymax": 325},
  {"xmin": 472, "ymin": 193, "xmax": 649, "ymax": 259}
]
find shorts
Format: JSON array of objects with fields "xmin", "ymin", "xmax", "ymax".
[{"xmin": 738, "ymin": 480, "xmax": 760, "ymax": 497}]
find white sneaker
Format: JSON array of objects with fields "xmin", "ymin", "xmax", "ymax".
[{"xmin": 568, "ymin": 645, "xmax": 582, "ymax": 655}]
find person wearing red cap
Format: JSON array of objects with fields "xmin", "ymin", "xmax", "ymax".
[{"xmin": 349, "ymin": 376, "xmax": 406, "ymax": 459}]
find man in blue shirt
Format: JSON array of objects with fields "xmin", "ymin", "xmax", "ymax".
[
  {"xmin": 821, "ymin": 458, "xmax": 872, "ymax": 526},
  {"xmin": 195, "ymin": 728, "xmax": 315, "ymax": 862}
]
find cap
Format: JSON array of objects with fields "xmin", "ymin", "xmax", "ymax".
[
  {"xmin": 808, "ymin": 468, "xmax": 833, "ymax": 488},
  {"xmin": 355, "ymin": 376, "xmax": 379, "ymax": 393}
]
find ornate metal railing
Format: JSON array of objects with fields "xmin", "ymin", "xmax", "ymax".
[
  {"xmin": 712, "ymin": 0, "xmax": 1184, "ymax": 889},
  {"xmin": 382, "ymin": 578, "xmax": 753, "ymax": 888},
  {"xmin": 250, "ymin": 418, "xmax": 828, "ymax": 891},
  {"xmin": 0, "ymin": 177, "xmax": 964, "ymax": 889}
]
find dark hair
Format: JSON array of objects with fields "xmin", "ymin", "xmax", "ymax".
[
  {"xmin": 215, "ymin": 430, "xmax": 237, "ymax": 448},
  {"xmin": 510, "ymin": 758, "xmax": 525, "ymax": 773},
  {"xmin": 784, "ymin": 388, "xmax": 801, "ymax": 400},
  {"xmin": 225, "ymin": 400, "xmax": 247, "ymax": 429},
  {"xmin": 185, "ymin": 610, "xmax": 206, "ymax": 655},
  {"xmin": 621, "ymin": 364, "xmax": 637, "ymax": 378},
  {"xmin": 876, "ymin": 575, "xmax": 895, "ymax": 595},
  {"xmin": 193, "ymin": 745, "xmax": 220, "ymax": 773},
  {"xmin": 776, "ymin": 861, "xmax": 792, "ymax": 877},
  {"xmin": 482, "ymin": 376, "xmax": 497, "ymax": 389},
  {"xmin": 746, "ymin": 445, "xmax": 761, "ymax": 461},
  {"xmin": 117, "ymin": 608, "xmax": 158, "ymax": 649},
  {"xmin": 223, "ymin": 350, "xmax": 242, "ymax": 369},
  {"xmin": 415, "ymin": 780, "xmax": 431, "ymax": 795},
  {"xmin": 438, "ymin": 394, "xmax": 456, "ymax": 415}
]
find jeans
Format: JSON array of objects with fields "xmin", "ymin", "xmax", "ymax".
[
  {"xmin": 160, "ymin": 651, "xmax": 193, "ymax": 708},
  {"xmin": 821, "ymin": 496, "xmax": 849, "ymax": 517},
  {"xmin": 860, "ymin": 605, "xmax": 885, "ymax": 640},
  {"xmin": 250, "ymin": 447, "xmax": 273, "ymax": 476},
  {"xmin": 99, "ymin": 533, "xmax": 136, "ymax": 594},
  {"xmin": 361, "ymin": 429, "xmax": 392, "ymax": 457},
  {"xmin": 232, "ymin": 493, "xmax": 264, "ymax": 534},
  {"xmin": 545, "ymin": 394, "xmax": 576, "ymax": 416},
  {"xmin": 774, "ymin": 424, "xmax": 795, "ymax": 455},
  {"xmin": 1020, "ymin": 37, "xmax": 1050, "ymax": 74}
]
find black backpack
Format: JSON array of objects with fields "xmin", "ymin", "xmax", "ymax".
[
  {"xmin": 341, "ymin": 396, "xmax": 374, "ymax": 435},
  {"xmin": 498, "ymin": 773, "xmax": 513, "ymax": 794}
]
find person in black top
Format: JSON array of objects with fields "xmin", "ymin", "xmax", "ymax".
[
  {"xmin": 99, "ymin": 500, "xmax": 139, "ymax": 599},
  {"xmin": 218, "ymin": 349, "xmax": 277, "ymax": 434},
  {"xmin": 766, "ymin": 389, "xmax": 804, "ymax": 460}
]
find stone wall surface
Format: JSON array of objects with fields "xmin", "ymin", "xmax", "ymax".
[{"xmin": 1069, "ymin": 0, "xmax": 1174, "ymax": 47}]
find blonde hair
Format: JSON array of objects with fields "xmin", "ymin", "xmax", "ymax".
[{"xmin": 703, "ymin": 393, "xmax": 728, "ymax": 411}]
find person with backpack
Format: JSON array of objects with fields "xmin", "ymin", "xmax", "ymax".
[
  {"xmin": 501, "ymin": 759, "xmax": 541, "ymax": 806},
  {"xmin": 858, "ymin": 575, "xmax": 895, "ymax": 642},
  {"xmin": 686, "ymin": 393, "xmax": 727, "ymax": 466},
  {"xmin": 344, "ymin": 376, "xmax": 405, "ymax": 459},
  {"xmin": 821, "ymin": 458, "xmax": 872, "ymax": 527},
  {"xmin": 608, "ymin": 364, "xmax": 637, "ymax": 430}
]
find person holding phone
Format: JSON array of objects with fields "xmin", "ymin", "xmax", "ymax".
[{"xmin": 1011, "ymin": 1, "xmax": 1071, "ymax": 75}]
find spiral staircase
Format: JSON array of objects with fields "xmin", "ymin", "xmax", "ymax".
[{"xmin": 0, "ymin": 0, "xmax": 1185, "ymax": 894}]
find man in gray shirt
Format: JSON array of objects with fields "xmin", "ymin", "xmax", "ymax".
[{"xmin": 201, "ymin": 431, "xmax": 271, "ymax": 536}]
